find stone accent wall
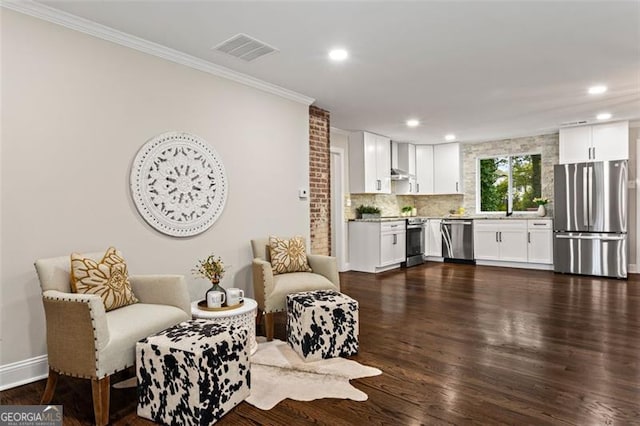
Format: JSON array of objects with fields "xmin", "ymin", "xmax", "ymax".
[
  {"xmin": 462, "ymin": 133, "xmax": 559, "ymax": 216},
  {"xmin": 309, "ymin": 106, "xmax": 331, "ymax": 255}
]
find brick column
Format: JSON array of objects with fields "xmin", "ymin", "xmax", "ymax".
[{"xmin": 309, "ymin": 106, "xmax": 331, "ymax": 255}]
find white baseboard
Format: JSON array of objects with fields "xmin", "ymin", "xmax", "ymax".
[
  {"xmin": 0, "ymin": 355, "xmax": 49, "ymax": 391},
  {"xmin": 475, "ymin": 260, "xmax": 554, "ymax": 271},
  {"xmin": 339, "ymin": 262, "xmax": 351, "ymax": 273},
  {"xmin": 629, "ymin": 264, "xmax": 637, "ymax": 274}
]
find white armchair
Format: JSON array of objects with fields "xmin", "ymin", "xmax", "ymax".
[
  {"xmin": 34, "ymin": 253, "xmax": 191, "ymax": 426},
  {"xmin": 251, "ymin": 238, "xmax": 340, "ymax": 340}
]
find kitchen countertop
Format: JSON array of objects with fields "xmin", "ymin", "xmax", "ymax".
[
  {"xmin": 349, "ymin": 217, "xmax": 407, "ymax": 222},
  {"xmin": 350, "ymin": 215, "xmax": 553, "ymax": 222}
]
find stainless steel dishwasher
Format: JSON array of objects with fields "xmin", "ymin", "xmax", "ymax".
[{"xmin": 441, "ymin": 219, "xmax": 475, "ymax": 264}]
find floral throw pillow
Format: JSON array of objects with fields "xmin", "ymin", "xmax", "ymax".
[
  {"xmin": 269, "ymin": 236, "xmax": 312, "ymax": 275},
  {"xmin": 70, "ymin": 247, "xmax": 139, "ymax": 311}
]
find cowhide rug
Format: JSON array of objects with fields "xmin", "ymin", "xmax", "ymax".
[
  {"xmin": 246, "ymin": 338, "xmax": 382, "ymax": 410},
  {"xmin": 113, "ymin": 338, "xmax": 382, "ymax": 411}
]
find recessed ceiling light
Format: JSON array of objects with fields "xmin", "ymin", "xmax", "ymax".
[
  {"xmin": 588, "ymin": 85, "xmax": 607, "ymax": 95},
  {"xmin": 328, "ymin": 49, "xmax": 348, "ymax": 61},
  {"xmin": 406, "ymin": 119, "xmax": 420, "ymax": 127},
  {"xmin": 445, "ymin": 134, "xmax": 456, "ymax": 141},
  {"xmin": 596, "ymin": 112, "xmax": 612, "ymax": 120}
]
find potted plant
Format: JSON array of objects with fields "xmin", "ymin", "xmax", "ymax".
[
  {"xmin": 532, "ymin": 197, "xmax": 549, "ymax": 217},
  {"xmin": 401, "ymin": 206, "xmax": 413, "ymax": 217},
  {"xmin": 356, "ymin": 205, "xmax": 381, "ymax": 219},
  {"xmin": 193, "ymin": 254, "xmax": 226, "ymax": 305}
]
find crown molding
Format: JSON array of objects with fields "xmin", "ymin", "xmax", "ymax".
[{"xmin": 1, "ymin": 0, "xmax": 315, "ymax": 106}]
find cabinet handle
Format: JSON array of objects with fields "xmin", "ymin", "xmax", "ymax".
[
  {"xmin": 528, "ymin": 231, "xmax": 531, "ymax": 243},
  {"xmin": 496, "ymin": 232, "xmax": 499, "ymax": 242},
  {"xmin": 456, "ymin": 182, "xmax": 459, "ymax": 192},
  {"xmin": 499, "ymin": 231, "xmax": 502, "ymax": 242},
  {"xmin": 417, "ymin": 183, "xmax": 420, "ymax": 192},
  {"xmin": 376, "ymin": 179, "xmax": 381, "ymax": 191},
  {"xmin": 588, "ymin": 147, "xmax": 591, "ymax": 159},
  {"xmin": 409, "ymin": 182, "xmax": 412, "ymax": 193},
  {"xmin": 393, "ymin": 234, "xmax": 397, "ymax": 245},
  {"xmin": 593, "ymin": 147, "xmax": 596, "ymax": 159}
]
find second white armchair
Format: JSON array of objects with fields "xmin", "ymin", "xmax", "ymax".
[{"xmin": 251, "ymin": 237, "xmax": 340, "ymax": 340}]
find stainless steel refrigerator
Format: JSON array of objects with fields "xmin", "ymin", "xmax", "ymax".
[{"xmin": 553, "ymin": 160, "xmax": 627, "ymax": 279}]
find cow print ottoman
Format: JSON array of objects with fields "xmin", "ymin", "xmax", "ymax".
[
  {"xmin": 136, "ymin": 319, "xmax": 250, "ymax": 425},
  {"xmin": 286, "ymin": 289, "xmax": 359, "ymax": 362}
]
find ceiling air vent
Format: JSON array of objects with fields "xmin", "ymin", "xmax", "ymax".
[
  {"xmin": 560, "ymin": 120, "xmax": 589, "ymax": 127},
  {"xmin": 212, "ymin": 33, "xmax": 278, "ymax": 62}
]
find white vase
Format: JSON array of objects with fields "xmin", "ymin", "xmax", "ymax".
[{"xmin": 537, "ymin": 205, "xmax": 546, "ymax": 217}]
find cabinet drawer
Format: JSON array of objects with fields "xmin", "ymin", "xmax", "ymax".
[
  {"xmin": 499, "ymin": 220, "xmax": 527, "ymax": 230},
  {"xmin": 527, "ymin": 220, "xmax": 552, "ymax": 230},
  {"xmin": 380, "ymin": 221, "xmax": 405, "ymax": 232},
  {"xmin": 474, "ymin": 220, "xmax": 501, "ymax": 230}
]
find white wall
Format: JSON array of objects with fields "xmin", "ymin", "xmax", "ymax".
[{"xmin": 1, "ymin": 11, "xmax": 310, "ymax": 371}]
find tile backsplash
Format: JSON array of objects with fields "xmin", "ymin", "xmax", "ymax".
[{"xmin": 348, "ymin": 193, "xmax": 463, "ymax": 219}]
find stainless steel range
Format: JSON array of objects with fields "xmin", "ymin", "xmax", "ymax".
[{"xmin": 404, "ymin": 217, "xmax": 427, "ymax": 267}]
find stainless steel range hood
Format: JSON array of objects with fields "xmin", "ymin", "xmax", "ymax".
[
  {"xmin": 391, "ymin": 168, "xmax": 410, "ymax": 180},
  {"xmin": 391, "ymin": 141, "xmax": 413, "ymax": 180}
]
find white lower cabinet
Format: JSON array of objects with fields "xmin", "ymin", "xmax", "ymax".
[
  {"xmin": 349, "ymin": 221, "xmax": 406, "ymax": 273},
  {"xmin": 425, "ymin": 219, "xmax": 442, "ymax": 257},
  {"xmin": 474, "ymin": 220, "xmax": 528, "ymax": 262},
  {"xmin": 474, "ymin": 218, "xmax": 553, "ymax": 267},
  {"xmin": 527, "ymin": 219, "xmax": 553, "ymax": 264},
  {"xmin": 381, "ymin": 226, "xmax": 406, "ymax": 266}
]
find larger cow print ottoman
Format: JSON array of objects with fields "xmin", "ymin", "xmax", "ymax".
[
  {"xmin": 136, "ymin": 320, "xmax": 250, "ymax": 425},
  {"xmin": 286, "ymin": 289, "xmax": 359, "ymax": 361}
]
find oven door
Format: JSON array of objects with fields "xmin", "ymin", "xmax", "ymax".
[{"xmin": 405, "ymin": 225, "xmax": 425, "ymax": 258}]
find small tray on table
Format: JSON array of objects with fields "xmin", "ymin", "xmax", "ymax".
[{"xmin": 197, "ymin": 300, "xmax": 244, "ymax": 312}]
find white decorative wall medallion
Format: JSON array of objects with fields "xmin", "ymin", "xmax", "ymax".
[{"xmin": 130, "ymin": 131, "xmax": 228, "ymax": 237}]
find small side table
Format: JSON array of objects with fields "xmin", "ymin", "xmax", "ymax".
[{"xmin": 191, "ymin": 298, "xmax": 258, "ymax": 355}]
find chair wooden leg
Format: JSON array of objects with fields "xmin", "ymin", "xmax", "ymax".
[
  {"xmin": 40, "ymin": 368, "xmax": 59, "ymax": 404},
  {"xmin": 256, "ymin": 310, "xmax": 263, "ymax": 327},
  {"xmin": 91, "ymin": 376, "xmax": 110, "ymax": 426},
  {"xmin": 265, "ymin": 312, "xmax": 275, "ymax": 341}
]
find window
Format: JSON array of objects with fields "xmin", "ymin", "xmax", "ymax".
[{"xmin": 478, "ymin": 154, "xmax": 542, "ymax": 212}]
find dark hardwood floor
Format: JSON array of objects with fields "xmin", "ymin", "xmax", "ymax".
[{"xmin": 2, "ymin": 263, "xmax": 640, "ymax": 425}]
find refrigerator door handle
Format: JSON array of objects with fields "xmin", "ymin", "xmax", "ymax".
[
  {"xmin": 556, "ymin": 234, "xmax": 625, "ymax": 241},
  {"xmin": 588, "ymin": 165, "xmax": 594, "ymax": 227},
  {"xmin": 583, "ymin": 167, "xmax": 589, "ymax": 227}
]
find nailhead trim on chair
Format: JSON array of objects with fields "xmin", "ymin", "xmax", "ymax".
[{"xmin": 43, "ymin": 294, "xmax": 102, "ymax": 378}]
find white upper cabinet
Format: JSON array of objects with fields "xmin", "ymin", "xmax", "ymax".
[
  {"xmin": 591, "ymin": 122, "xmax": 629, "ymax": 161},
  {"xmin": 415, "ymin": 145, "xmax": 434, "ymax": 194},
  {"xmin": 559, "ymin": 121, "xmax": 629, "ymax": 164},
  {"xmin": 349, "ymin": 131, "xmax": 391, "ymax": 193},
  {"xmin": 433, "ymin": 143, "xmax": 463, "ymax": 194}
]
